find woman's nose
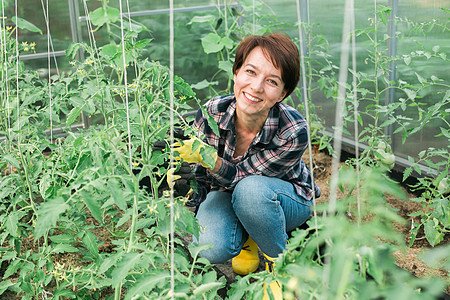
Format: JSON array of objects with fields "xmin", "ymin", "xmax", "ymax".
[{"xmin": 251, "ymin": 77, "xmax": 264, "ymax": 93}]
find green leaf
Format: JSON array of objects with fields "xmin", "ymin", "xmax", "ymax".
[
  {"xmin": 380, "ymin": 118, "xmax": 396, "ymax": 128},
  {"xmin": 125, "ymin": 22, "xmax": 148, "ymax": 33},
  {"xmin": 408, "ymin": 211, "xmax": 423, "ymax": 217},
  {"xmin": 221, "ymin": 36, "xmax": 234, "ymax": 49},
  {"xmin": 218, "ymin": 60, "xmax": 233, "ymax": 78},
  {"xmin": 49, "ymin": 234, "xmax": 75, "ymax": 244},
  {"xmin": 66, "ymin": 107, "xmax": 82, "ymax": 128},
  {"xmin": 113, "ymin": 51, "xmax": 134, "ymax": 69},
  {"xmin": 430, "ymin": 75, "xmax": 440, "ymax": 82},
  {"xmin": 174, "ymin": 75, "xmax": 196, "ymax": 101},
  {"xmin": 193, "ymin": 282, "xmax": 224, "ymax": 296},
  {"xmin": 39, "ymin": 174, "xmax": 51, "ymax": 199},
  {"xmin": 188, "ymin": 15, "xmax": 215, "ymax": 25},
  {"xmin": 413, "ymin": 164, "xmax": 422, "ymax": 175},
  {"xmin": 420, "ymin": 243, "xmax": 450, "ymax": 271},
  {"xmin": 117, "ymin": 209, "xmax": 132, "ymax": 227},
  {"xmin": 12, "ymin": 16, "xmax": 42, "ymax": 34},
  {"xmin": 34, "ymin": 197, "xmax": 70, "ymax": 240},
  {"xmin": 440, "ymin": 127, "xmax": 450, "ymax": 139},
  {"xmin": 69, "ymin": 95, "xmax": 85, "ymax": 108},
  {"xmin": 99, "ymin": 254, "xmax": 121, "ymax": 273},
  {"xmin": 111, "ymin": 252, "xmax": 142, "ymax": 287},
  {"xmin": 0, "ymin": 280, "xmax": 14, "ymax": 295},
  {"xmin": 200, "ymin": 145, "xmax": 217, "ymax": 169},
  {"xmin": 82, "ymin": 230, "xmax": 99, "ymax": 258},
  {"xmin": 124, "ymin": 271, "xmax": 170, "ymax": 299},
  {"xmin": 54, "ymin": 288, "xmax": 76, "ymax": 299},
  {"xmin": 191, "ymin": 79, "xmax": 218, "ymax": 90},
  {"xmin": 134, "ymin": 38, "xmax": 151, "ymax": 49},
  {"xmin": 424, "ymin": 219, "xmax": 443, "ymax": 247},
  {"xmin": 51, "ymin": 244, "xmax": 79, "ymax": 254},
  {"xmin": 6, "ymin": 213, "xmax": 19, "ymax": 237},
  {"xmin": 66, "ymin": 42, "xmax": 84, "ymax": 60},
  {"xmin": 3, "ymin": 259, "xmax": 20, "ymax": 279},
  {"xmin": 2, "ymin": 154, "xmax": 20, "ymax": 169},
  {"xmin": 100, "ymin": 44, "xmax": 119, "ymax": 57},
  {"xmin": 201, "ymin": 33, "xmax": 224, "ymax": 54},
  {"xmin": 404, "ymin": 88, "xmax": 416, "ymax": 100},
  {"xmin": 200, "ymin": 106, "xmax": 220, "ymax": 137},
  {"xmin": 402, "ymin": 167, "xmax": 413, "ymax": 182},
  {"xmin": 89, "ymin": 7, "xmax": 120, "ymax": 27},
  {"xmin": 415, "ymin": 72, "xmax": 426, "ymax": 84},
  {"xmin": 83, "ymin": 194, "xmax": 103, "ymax": 222},
  {"xmin": 107, "ymin": 179, "xmax": 127, "ymax": 211},
  {"xmin": 403, "ymin": 56, "xmax": 411, "ymax": 65},
  {"xmin": 188, "ymin": 243, "xmax": 213, "ymax": 260},
  {"xmin": 425, "ymin": 159, "xmax": 438, "ymax": 170}
]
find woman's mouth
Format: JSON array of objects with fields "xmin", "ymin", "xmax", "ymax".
[{"xmin": 243, "ymin": 92, "xmax": 262, "ymax": 103}]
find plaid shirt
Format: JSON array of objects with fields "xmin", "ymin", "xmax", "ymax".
[{"xmin": 189, "ymin": 94, "xmax": 320, "ymax": 206}]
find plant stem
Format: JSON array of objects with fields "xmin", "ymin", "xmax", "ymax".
[{"xmin": 17, "ymin": 145, "xmax": 36, "ymax": 213}]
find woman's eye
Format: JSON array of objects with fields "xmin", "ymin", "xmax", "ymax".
[
  {"xmin": 246, "ymin": 69, "xmax": 255, "ymax": 75},
  {"xmin": 268, "ymin": 79, "xmax": 278, "ymax": 86}
]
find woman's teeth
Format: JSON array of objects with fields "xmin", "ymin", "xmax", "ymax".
[{"xmin": 245, "ymin": 92, "xmax": 262, "ymax": 102}]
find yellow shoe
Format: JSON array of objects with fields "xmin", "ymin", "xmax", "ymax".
[
  {"xmin": 262, "ymin": 254, "xmax": 282, "ymax": 300},
  {"xmin": 232, "ymin": 237, "xmax": 259, "ymax": 276}
]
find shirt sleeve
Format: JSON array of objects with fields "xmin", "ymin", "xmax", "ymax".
[{"xmin": 211, "ymin": 126, "xmax": 308, "ymax": 189}]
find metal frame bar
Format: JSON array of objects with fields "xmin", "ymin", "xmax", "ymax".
[
  {"xmin": 322, "ymin": 129, "xmax": 437, "ymax": 178},
  {"xmin": 77, "ymin": 4, "xmax": 239, "ymax": 22},
  {"xmin": 19, "ymin": 50, "xmax": 66, "ymax": 60},
  {"xmin": 68, "ymin": 0, "xmax": 90, "ymax": 129},
  {"xmin": 386, "ymin": 0, "xmax": 398, "ymax": 148}
]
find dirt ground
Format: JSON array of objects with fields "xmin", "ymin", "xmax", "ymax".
[{"xmin": 304, "ymin": 149, "xmax": 449, "ymax": 289}]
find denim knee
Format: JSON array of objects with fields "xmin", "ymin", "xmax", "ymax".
[{"xmin": 232, "ymin": 175, "xmax": 274, "ymax": 215}]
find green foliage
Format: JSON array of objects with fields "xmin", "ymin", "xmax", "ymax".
[
  {"xmin": 314, "ymin": 5, "xmax": 450, "ymax": 247},
  {"xmin": 0, "ymin": 5, "xmax": 222, "ymax": 298},
  {"xmin": 228, "ymin": 166, "xmax": 446, "ymax": 299}
]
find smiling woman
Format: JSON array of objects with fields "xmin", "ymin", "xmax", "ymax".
[{"xmin": 172, "ymin": 33, "xmax": 320, "ymax": 300}]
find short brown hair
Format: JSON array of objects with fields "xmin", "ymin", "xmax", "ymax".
[{"xmin": 232, "ymin": 33, "xmax": 300, "ymax": 99}]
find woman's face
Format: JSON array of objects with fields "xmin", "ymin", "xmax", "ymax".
[{"xmin": 233, "ymin": 46, "xmax": 286, "ymax": 122}]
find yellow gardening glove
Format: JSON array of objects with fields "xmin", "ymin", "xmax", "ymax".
[
  {"xmin": 166, "ymin": 168, "xmax": 182, "ymax": 190},
  {"xmin": 172, "ymin": 137, "xmax": 218, "ymax": 170}
]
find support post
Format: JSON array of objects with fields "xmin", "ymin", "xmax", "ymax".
[{"xmin": 386, "ymin": 0, "xmax": 398, "ymax": 148}]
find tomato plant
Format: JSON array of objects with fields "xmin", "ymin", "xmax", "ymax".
[{"xmin": 0, "ymin": 8, "xmax": 225, "ymax": 298}]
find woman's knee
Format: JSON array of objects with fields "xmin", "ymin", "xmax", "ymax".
[{"xmin": 232, "ymin": 175, "xmax": 273, "ymax": 208}]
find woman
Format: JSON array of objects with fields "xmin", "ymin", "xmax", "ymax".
[{"xmin": 174, "ymin": 33, "xmax": 320, "ymax": 298}]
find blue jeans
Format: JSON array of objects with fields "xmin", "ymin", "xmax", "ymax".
[{"xmin": 193, "ymin": 175, "xmax": 312, "ymax": 263}]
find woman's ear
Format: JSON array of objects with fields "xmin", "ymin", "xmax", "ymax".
[
  {"xmin": 277, "ymin": 91, "xmax": 287, "ymax": 102},
  {"xmin": 233, "ymin": 69, "xmax": 239, "ymax": 82}
]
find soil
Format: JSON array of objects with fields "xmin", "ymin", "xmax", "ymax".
[{"xmin": 304, "ymin": 149, "xmax": 450, "ymax": 293}]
